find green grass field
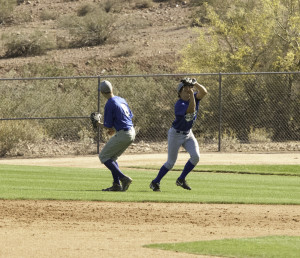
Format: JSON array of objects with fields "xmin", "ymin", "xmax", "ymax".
[
  {"xmin": 145, "ymin": 235, "xmax": 300, "ymax": 258},
  {"xmin": 1, "ymin": 163, "xmax": 299, "ymax": 258},
  {"xmin": 0, "ymin": 164, "xmax": 299, "ymax": 203}
]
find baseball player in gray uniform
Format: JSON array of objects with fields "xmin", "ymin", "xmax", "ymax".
[
  {"xmin": 150, "ymin": 78, "xmax": 207, "ymax": 191},
  {"xmin": 98, "ymin": 80, "xmax": 136, "ymax": 192}
]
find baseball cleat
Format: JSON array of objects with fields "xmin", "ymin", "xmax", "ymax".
[
  {"xmin": 150, "ymin": 181, "xmax": 161, "ymax": 192},
  {"xmin": 176, "ymin": 178, "xmax": 191, "ymax": 190},
  {"xmin": 102, "ymin": 182, "xmax": 122, "ymax": 191},
  {"xmin": 120, "ymin": 176, "xmax": 132, "ymax": 191}
]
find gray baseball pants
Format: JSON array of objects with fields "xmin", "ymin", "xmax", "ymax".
[
  {"xmin": 99, "ymin": 127, "xmax": 136, "ymax": 163},
  {"xmin": 164, "ymin": 127, "xmax": 200, "ymax": 170}
]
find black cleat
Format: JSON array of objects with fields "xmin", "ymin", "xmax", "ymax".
[
  {"xmin": 102, "ymin": 182, "xmax": 122, "ymax": 191},
  {"xmin": 120, "ymin": 176, "xmax": 132, "ymax": 191},
  {"xmin": 150, "ymin": 181, "xmax": 161, "ymax": 192},
  {"xmin": 176, "ymin": 178, "xmax": 191, "ymax": 190}
]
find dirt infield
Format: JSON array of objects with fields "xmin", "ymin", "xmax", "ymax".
[{"xmin": 0, "ymin": 153, "xmax": 299, "ymax": 258}]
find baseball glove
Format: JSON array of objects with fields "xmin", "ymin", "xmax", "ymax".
[
  {"xmin": 90, "ymin": 112, "xmax": 102, "ymax": 129},
  {"xmin": 181, "ymin": 78, "xmax": 197, "ymax": 86}
]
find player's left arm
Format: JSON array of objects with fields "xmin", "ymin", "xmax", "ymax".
[{"xmin": 193, "ymin": 81, "xmax": 208, "ymax": 100}]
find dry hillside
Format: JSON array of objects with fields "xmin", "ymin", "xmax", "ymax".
[{"xmin": 0, "ymin": 0, "xmax": 199, "ymax": 77}]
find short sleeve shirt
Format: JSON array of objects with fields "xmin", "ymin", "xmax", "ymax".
[
  {"xmin": 171, "ymin": 93, "xmax": 200, "ymax": 131},
  {"xmin": 103, "ymin": 96, "xmax": 133, "ymax": 131}
]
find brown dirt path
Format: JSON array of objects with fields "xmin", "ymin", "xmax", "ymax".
[
  {"xmin": 0, "ymin": 152, "xmax": 299, "ymax": 168},
  {"xmin": 0, "ymin": 201, "xmax": 299, "ymax": 258},
  {"xmin": 0, "ymin": 153, "xmax": 299, "ymax": 258}
]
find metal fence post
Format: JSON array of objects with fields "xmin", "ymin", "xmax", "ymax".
[
  {"xmin": 97, "ymin": 77, "xmax": 101, "ymax": 154},
  {"xmin": 218, "ymin": 72, "xmax": 222, "ymax": 152}
]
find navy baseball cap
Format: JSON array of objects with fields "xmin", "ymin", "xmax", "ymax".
[
  {"xmin": 177, "ymin": 82, "xmax": 185, "ymax": 93},
  {"xmin": 100, "ymin": 80, "xmax": 112, "ymax": 93}
]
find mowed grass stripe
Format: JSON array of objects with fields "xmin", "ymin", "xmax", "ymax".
[
  {"xmin": 144, "ymin": 236, "xmax": 300, "ymax": 258},
  {"xmin": 128, "ymin": 164, "xmax": 300, "ymax": 176},
  {"xmin": 0, "ymin": 164, "xmax": 299, "ymax": 204}
]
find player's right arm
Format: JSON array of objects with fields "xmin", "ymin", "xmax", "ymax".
[{"xmin": 98, "ymin": 122, "xmax": 115, "ymax": 135}]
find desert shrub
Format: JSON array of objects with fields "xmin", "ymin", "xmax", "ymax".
[
  {"xmin": 152, "ymin": 0, "xmax": 176, "ymax": 2},
  {"xmin": 56, "ymin": 35, "xmax": 70, "ymax": 50},
  {"xmin": 0, "ymin": 72, "xmax": 97, "ymax": 142},
  {"xmin": 248, "ymin": 127, "xmax": 272, "ymax": 143},
  {"xmin": 0, "ymin": 0, "xmax": 16, "ymax": 24},
  {"xmin": 135, "ymin": 0, "xmax": 153, "ymax": 9},
  {"xmin": 40, "ymin": 10, "xmax": 58, "ymax": 21},
  {"xmin": 190, "ymin": 0, "xmax": 206, "ymax": 5},
  {"xmin": 113, "ymin": 46, "xmax": 135, "ymax": 57},
  {"xmin": 103, "ymin": 0, "xmax": 116, "ymax": 13},
  {"xmin": 0, "ymin": 121, "xmax": 43, "ymax": 157},
  {"xmin": 3, "ymin": 31, "xmax": 55, "ymax": 58},
  {"xmin": 12, "ymin": 8, "xmax": 32, "ymax": 23},
  {"xmin": 77, "ymin": 4, "xmax": 95, "ymax": 17},
  {"xmin": 59, "ymin": 8, "xmax": 113, "ymax": 48},
  {"xmin": 18, "ymin": 62, "xmax": 77, "ymax": 78}
]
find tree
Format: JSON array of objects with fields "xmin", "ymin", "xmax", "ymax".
[
  {"xmin": 179, "ymin": 0, "xmax": 300, "ymax": 142},
  {"xmin": 180, "ymin": 0, "xmax": 300, "ymax": 72}
]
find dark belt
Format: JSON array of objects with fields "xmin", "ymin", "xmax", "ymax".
[{"xmin": 176, "ymin": 130, "xmax": 189, "ymax": 135}]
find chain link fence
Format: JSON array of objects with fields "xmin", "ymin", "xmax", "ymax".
[{"xmin": 0, "ymin": 72, "xmax": 299, "ymax": 157}]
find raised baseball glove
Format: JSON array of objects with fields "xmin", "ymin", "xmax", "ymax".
[
  {"xmin": 181, "ymin": 78, "xmax": 197, "ymax": 86},
  {"xmin": 90, "ymin": 112, "xmax": 102, "ymax": 129}
]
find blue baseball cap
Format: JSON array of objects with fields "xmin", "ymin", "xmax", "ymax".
[
  {"xmin": 100, "ymin": 80, "xmax": 112, "ymax": 93},
  {"xmin": 177, "ymin": 82, "xmax": 185, "ymax": 93}
]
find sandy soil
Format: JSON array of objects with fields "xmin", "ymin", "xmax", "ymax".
[
  {"xmin": 1, "ymin": 200, "xmax": 299, "ymax": 258},
  {"xmin": 0, "ymin": 152, "xmax": 299, "ymax": 168},
  {"xmin": 0, "ymin": 152, "xmax": 299, "ymax": 258}
]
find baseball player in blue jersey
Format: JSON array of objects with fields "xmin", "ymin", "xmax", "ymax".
[
  {"xmin": 150, "ymin": 78, "xmax": 207, "ymax": 191},
  {"xmin": 98, "ymin": 80, "xmax": 136, "ymax": 191}
]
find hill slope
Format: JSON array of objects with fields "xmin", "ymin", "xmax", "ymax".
[{"xmin": 0, "ymin": 0, "xmax": 198, "ymax": 77}]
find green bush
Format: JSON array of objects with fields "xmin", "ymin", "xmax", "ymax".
[
  {"xmin": 0, "ymin": 69, "xmax": 98, "ymax": 141},
  {"xmin": 59, "ymin": 8, "xmax": 113, "ymax": 48},
  {"xmin": 3, "ymin": 31, "xmax": 55, "ymax": 58},
  {"xmin": 0, "ymin": 121, "xmax": 43, "ymax": 157}
]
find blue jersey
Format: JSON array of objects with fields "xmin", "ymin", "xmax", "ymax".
[
  {"xmin": 103, "ymin": 96, "xmax": 133, "ymax": 131},
  {"xmin": 172, "ymin": 93, "xmax": 200, "ymax": 132}
]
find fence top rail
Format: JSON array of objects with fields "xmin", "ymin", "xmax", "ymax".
[{"xmin": 0, "ymin": 71, "xmax": 300, "ymax": 81}]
